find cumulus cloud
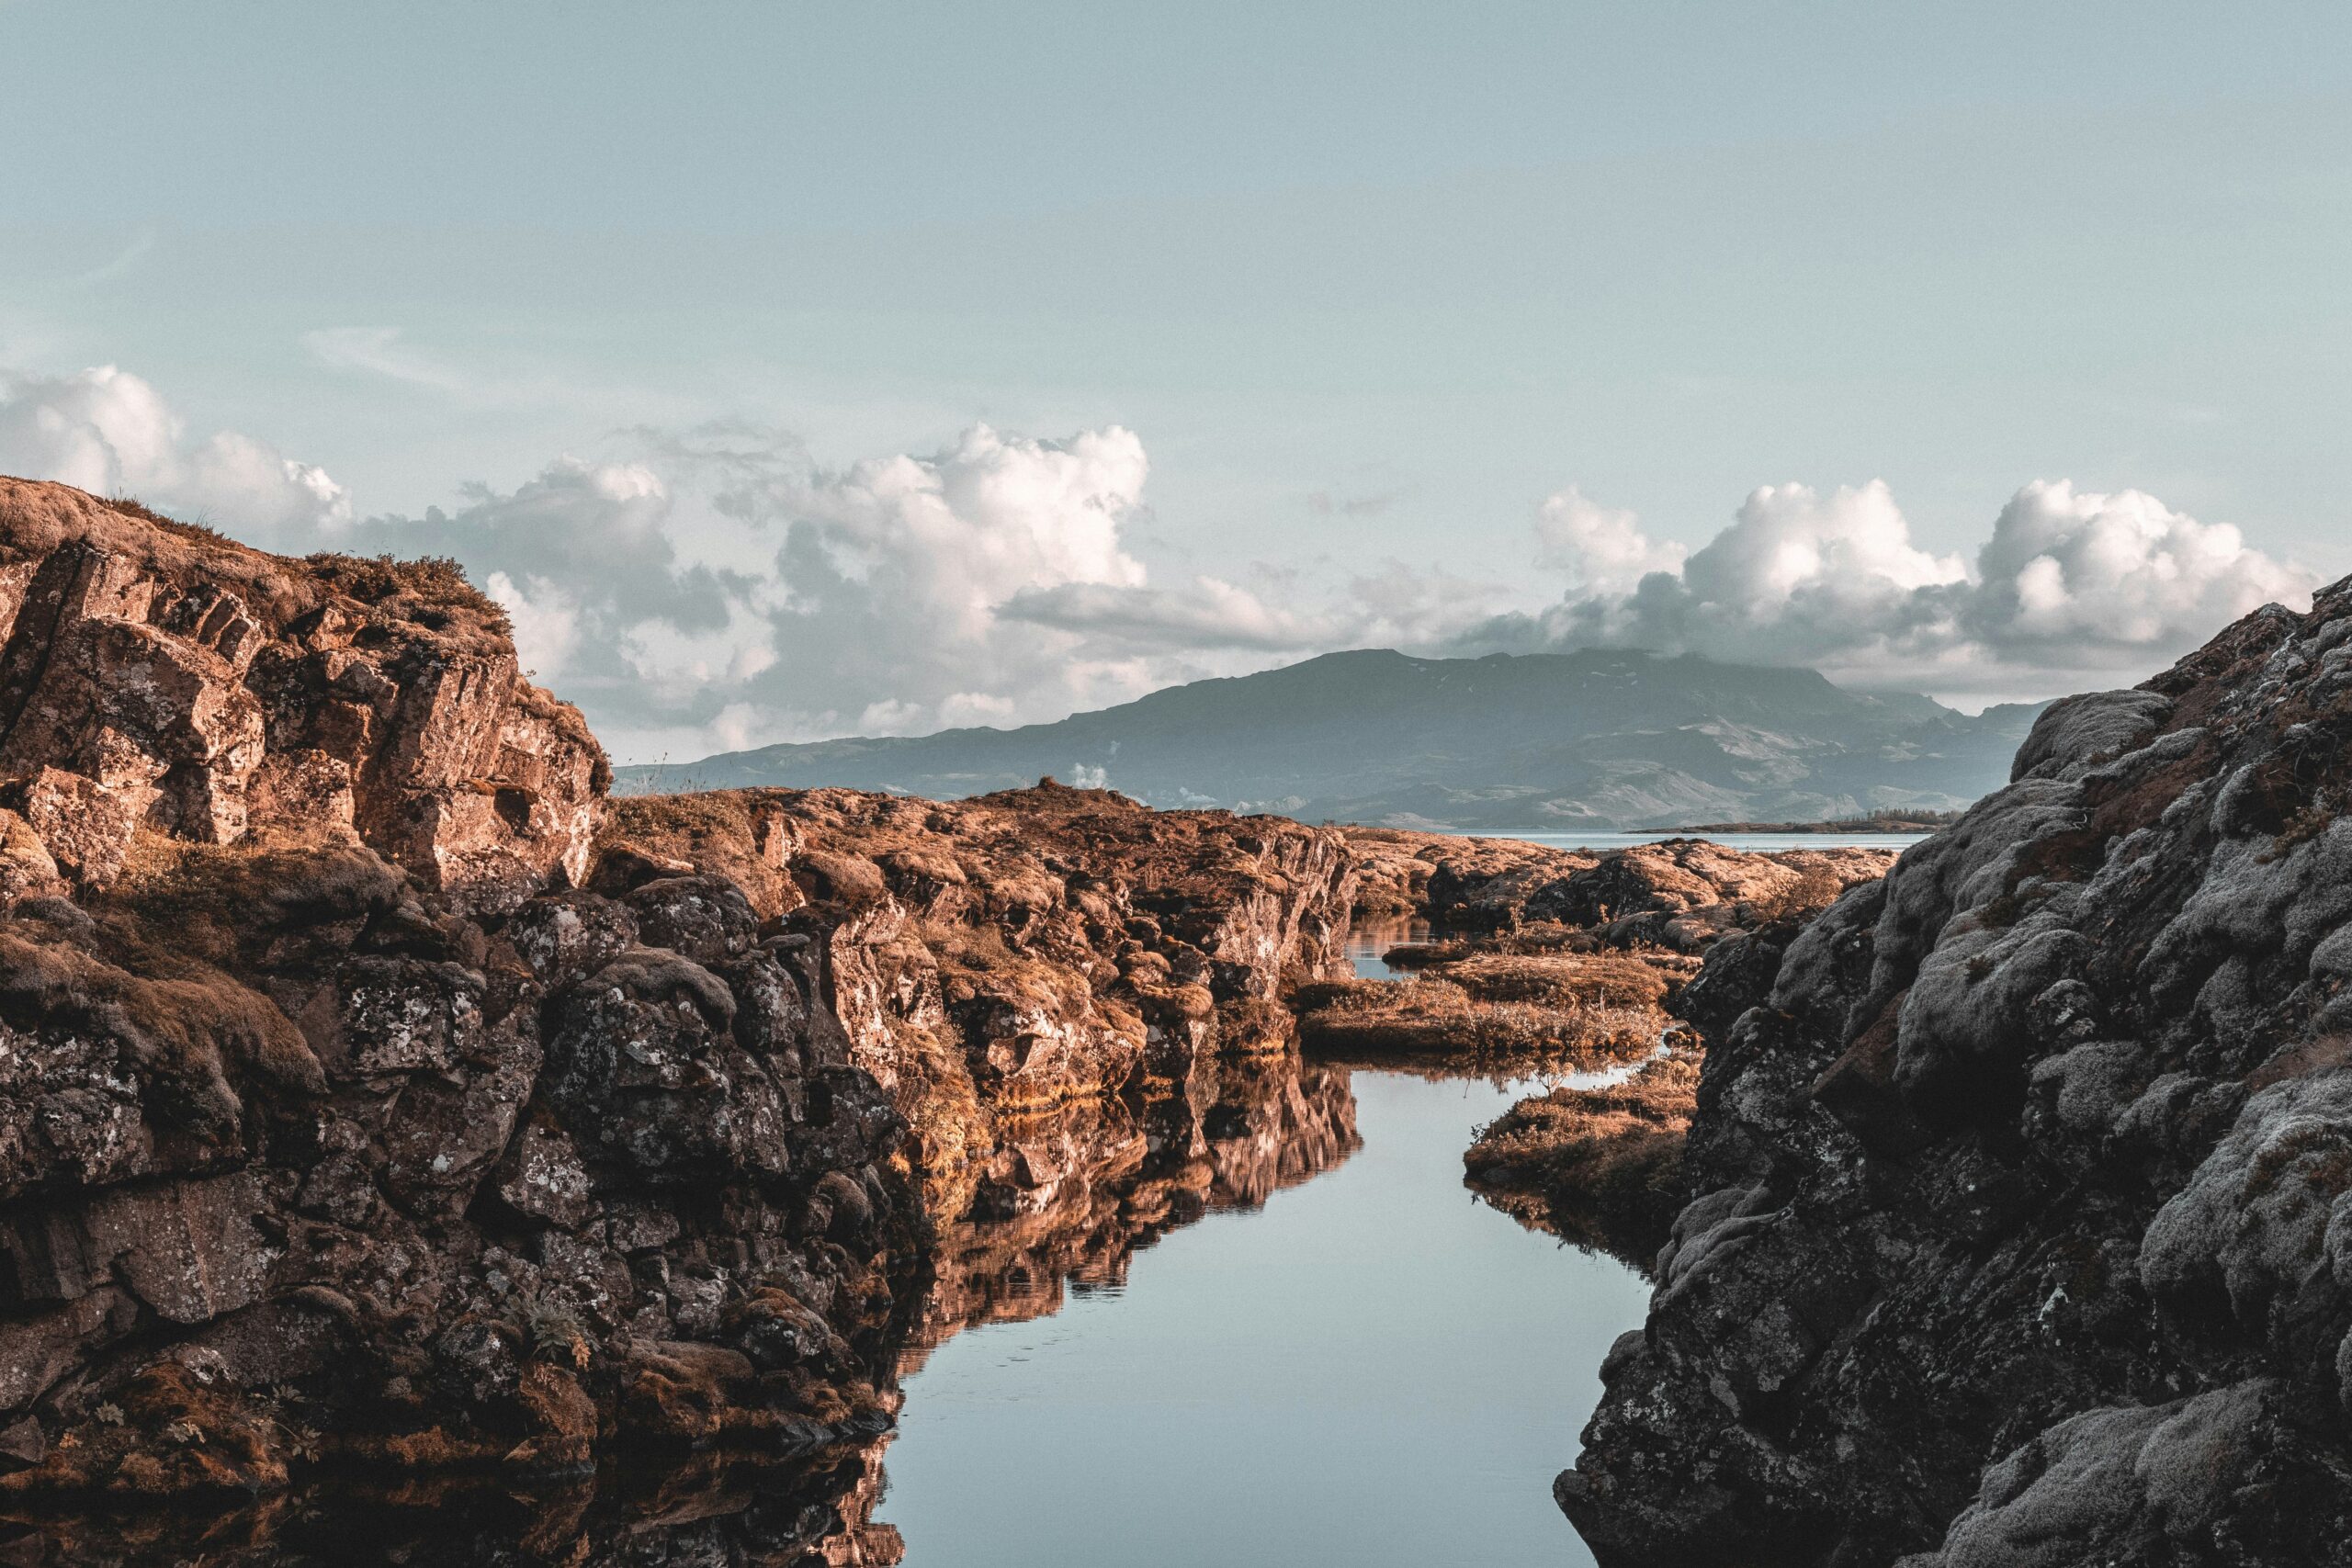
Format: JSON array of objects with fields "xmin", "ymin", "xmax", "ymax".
[
  {"xmin": 0, "ymin": 365, "xmax": 350, "ymax": 540},
  {"xmin": 1534, "ymin": 486, "xmax": 1688, "ymax": 593},
  {"xmin": 1465, "ymin": 477, "xmax": 2313, "ymax": 702},
  {"xmin": 307, "ymin": 419, "xmax": 1498, "ymax": 760},
  {"xmin": 2, "ymin": 358, "xmax": 2305, "ymax": 754}
]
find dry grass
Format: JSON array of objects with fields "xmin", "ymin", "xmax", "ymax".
[
  {"xmin": 301, "ymin": 551, "xmax": 512, "ymax": 636},
  {"xmin": 1464, "ymin": 1047, "xmax": 1700, "ymax": 1270},
  {"xmin": 98, "ymin": 831, "xmax": 403, "ymax": 973},
  {"xmin": 1427, "ymin": 951, "xmax": 1675, "ymax": 1010},
  {"xmin": 1293, "ymin": 975, "xmax": 1666, "ymax": 1065},
  {"xmin": 103, "ymin": 494, "xmax": 237, "ymax": 548},
  {"xmin": 595, "ymin": 790, "xmax": 800, "ymax": 916}
]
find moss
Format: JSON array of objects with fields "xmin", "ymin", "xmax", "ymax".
[
  {"xmin": 1295, "ymin": 972, "xmax": 1667, "ymax": 1064},
  {"xmin": 1428, "ymin": 951, "xmax": 1674, "ymax": 1009},
  {"xmin": 1463, "ymin": 1048, "xmax": 1700, "ymax": 1270},
  {"xmin": 97, "ymin": 832, "xmax": 401, "ymax": 972},
  {"xmin": 103, "ymin": 494, "xmax": 238, "ymax": 549},
  {"xmin": 300, "ymin": 551, "xmax": 512, "ymax": 636}
]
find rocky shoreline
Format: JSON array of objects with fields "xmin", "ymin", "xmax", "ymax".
[
  {"xmin": 0, "ymin": 482, "xmax": 1397, "ymax": 1560},
  {"xmin": 1562, "ymin": 578, "xmax": 2352, "ymax": 1565},
  {"xmin": 9, "ymin": 473, "xmax": 2230, "ymax": 1566}
]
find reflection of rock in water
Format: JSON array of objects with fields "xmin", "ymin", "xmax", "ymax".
[
  {"xmin": 0, "ymin": 1445, "xmax": 904, "ymax": 1565},
  {"xmin": 904, "ymin": 1054, "xmax": 1362, "ymax": 1367},
  {"xmin": 2, "ymin": 1062, "xmax": 1358, "ymax": 1568}
]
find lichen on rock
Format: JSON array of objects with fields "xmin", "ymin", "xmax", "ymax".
[{"xmin": 1563, "ymin": 575, "xmax": 2352, "ymax": 1566}]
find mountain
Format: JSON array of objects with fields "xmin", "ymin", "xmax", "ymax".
[{"xmin": 615, "ymin": 648, "xmax": 2045, "ymax": 829}]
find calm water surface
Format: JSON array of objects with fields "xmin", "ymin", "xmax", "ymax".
[
  {"xmin": 1441, "ymin": 829, "xmax": 1930, "ymax": 854},
  {"xmin": 876, "ymin": 1071, "xmax": 1651, "ymax": 1565}
]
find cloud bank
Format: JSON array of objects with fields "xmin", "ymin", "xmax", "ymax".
[
  {"xmin": 0, "ymin": 361, "xmax": 2321, "ymax": 755},
  {"xmin": 1462, "ymin": 478, "xmax": 2314, "ymax": 705},
  {"xmin": 0, "ymin": 366, "xmax": 350, "ymax": 542},
  {"xmin": 342, "ymin": 420, "xmax": 1488, "ymax": 760}
]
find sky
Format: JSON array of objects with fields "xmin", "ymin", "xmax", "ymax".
[{"xmin": 1, "ymin": 1, "xmax": 2347, "ymax": 761}]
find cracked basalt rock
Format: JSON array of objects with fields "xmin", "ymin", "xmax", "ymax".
[
  {"xmin": 0, "ymin": 479, "xmax": 605, "ymax": 908},
  {"xmin": 0, "ymin": 485, "xmax": 919, "ymax": 1506},
  {"xmin": 0, "ymin": 479, "xmax": 1374, "ymax": 1526},
  {"xmin": 1564, "ymin": 576, "xmax": 2352, "ymax": 1567}
]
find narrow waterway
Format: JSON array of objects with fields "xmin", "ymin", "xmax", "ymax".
[{"xmin": 874, "ymin": 1068, "xmax": 1652, "ymax": 1564}]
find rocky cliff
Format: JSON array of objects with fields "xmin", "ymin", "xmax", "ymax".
[
  {"xmin": 0, "ymin": 480, "xmax": 603, "ymax": 905},
  {"xmin": 1565, "ymin": 579, "xmax": 2352, "ymax": 1565},
  {"xmin": 0, "ymin": 481, "xmax": 1354, "ymax": 1528},
  {"xmin": 596, "ymin": 782, "xmax": 1356, "ymax": 1222}
]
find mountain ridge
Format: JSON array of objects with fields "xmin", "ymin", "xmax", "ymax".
[{"xmin": 618, "ymin": 647, "xmax": 2047, "ymax": 829}]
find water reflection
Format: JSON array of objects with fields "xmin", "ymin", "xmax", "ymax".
[
  {"xmin": 876, "ymin": 1071, "xmax": 1649, "ymax": 1566},
  {"xmin": 907, "ymin": 1055, "xmax": 1362, "ymax": 1367},
  {"xmin": 0, "ymin": 1448, "xmax": 904, "ymax": 1566},
  {"xmin": 1342, "ymin": 917, "xmax": 1431, "ymax": 978},
  {"xmin": 0, "ymin": 1056, "xmax": 1648, "ymax": 1567},
  {"xmin": 0, "ymin": 1059, "xmax": 1368, "ymax": 1568}
]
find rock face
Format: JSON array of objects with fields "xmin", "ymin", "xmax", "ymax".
[
  {"xmin": 0, "ymin": 483, "xmax": 919, "ymax": 1504},
  {"xmin": 0, "ymin": 480, "xmax": 605, "ymax": 908},
  {"xmin": 0, "ymin": 485, "xmax": 1355, "ymax": 1527},
  {"xmin": 599, "ymin": 783, "xmax": 1357, "ymax": 1220},
  {"xmin": 1565, "ymin": 579, "xmax": 2352, "ymax": 1566}
]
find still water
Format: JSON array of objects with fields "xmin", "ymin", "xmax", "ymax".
[
  {"xmin": 876, "ymin": 1071, "xmax": 1651, "ymax": 1566},
  {"xmin": 1444, "ymin": 829, "xmax": 1931, "ymax": 854}
]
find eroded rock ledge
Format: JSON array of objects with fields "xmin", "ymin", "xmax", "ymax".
[
  {"xmin": 0, "ymin": 481, "xmax": 1355, "ymax": 1525},
  {"xmin": 1566, "ymin": 576, "xmax": 2352, "ymax": 1566}
]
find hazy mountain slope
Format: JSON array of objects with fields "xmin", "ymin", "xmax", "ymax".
[{"xmin": 616, "ymin": 649, "xmax": 2043, "ymax": 829}]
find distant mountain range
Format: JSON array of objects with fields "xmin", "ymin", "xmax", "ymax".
[{"xmin": 613, "ymin": 649, "xmax": 2046, "ymax": 829}]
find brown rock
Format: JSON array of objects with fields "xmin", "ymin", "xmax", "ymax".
[{"xmin": 0, "ymin": 479, "xmax": 607, "ymax": 909}]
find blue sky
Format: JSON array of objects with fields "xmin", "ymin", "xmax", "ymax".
[{"xmin": 2, "ymin": 2, "xmax": 2346, "ymax": 758}]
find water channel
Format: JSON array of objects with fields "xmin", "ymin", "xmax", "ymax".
[{"xmin": 870, "ymin": 919, "xmax": 1657, "ymax": 1564}]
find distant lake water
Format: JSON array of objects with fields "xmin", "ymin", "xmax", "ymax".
[
  {"xmin": 876, "ymin": 1072, "xmax": 1650, "ymax": 1566},
  {"xmin": 1430, "ymin": 829, "xmax": 1933, "ymax": 854}
]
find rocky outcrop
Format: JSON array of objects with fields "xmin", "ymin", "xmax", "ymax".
[
  {"xmin": 0, "ymin": 482, "xmax": 1375, "ymax": 1543},
  {"xmin": 1564, "ymin": 579, "xmax": 2352, "ymax": 1565},
  {"xmin": 1348, "ymin": 825, "xmax": 1890, "ymax": 950},
  {"xmin": 1464, "ymin": 1044, "xmax": 1699, "ymax": 1270},
  {"xmin": 1444, "ymin": 887, "xmax": 1865, "ymax": 1264},
  {"xmin": 600, "ymin": 783, "xmax": 1357, "ymax": 1218},
  {"xmin": 0, "ymin": 481, "xmax": 605, "ymax": 910},
  {"xmin": 0, "ymin": 775, "xmax": 912, "ymax": 1502}
]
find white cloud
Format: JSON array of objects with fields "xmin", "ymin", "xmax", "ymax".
[
  {"xmin": 0, "ymin": 359, "xmax": 2311, "ymax": 756},
  {"xmin": 1465, "ymin": 477, "xmax": 2312, "ymax": 701},
  {"xmin": 1535, "ymin": 486, "xmax": 1687, "ymax": 592},
  {"xmin": 313, "ymin": 419, "xmax": 1354, "ymax": 757},
  {"xmin": 341, "ymin": 420, "xmax": 1504, "ymax": 758},
  {"xmin": 0, "ymin": 365, "xmax": 350, "ymax": 540},
  {"xmin": 483, "ymin": 570, "xmax": 582, "ymax": 681},
  {"xmin": 303, "ymin": 327, "xmax": 473, "ymax": 396}
]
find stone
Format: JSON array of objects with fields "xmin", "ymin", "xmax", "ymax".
[
  {"xmin": 1563, "ymin": 572, "xmax": 2352, "ymax": 1565},
  {"xmin": 5, "ymin": 767, "xmax": 137, "ymax": 887}
]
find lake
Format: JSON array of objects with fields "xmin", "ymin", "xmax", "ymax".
[
  {"xmin": 1430, "ymin": 829, "xmax": 1931, "ymax": 854},
  {"xmin": 873, "ymin": 1070, "xmax": 1652, "ymax": 1565}
]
